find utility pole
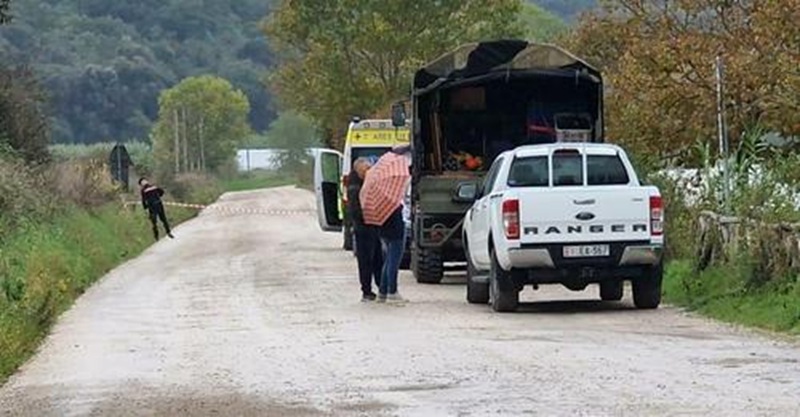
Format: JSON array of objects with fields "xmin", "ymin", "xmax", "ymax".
[
  {"xmin": 715, "ymin": 55, "xmax": 731, "ymax": 213},
  {"xmin": 199, "ymin": 116, "xmax": 206, "ymax": 172},
  {"xmin": 181, "ymin": 107, "xmax": 189, "ymax": 172},
  {"xmin": 173, "ymin": 109, "xmax": 180, "ymax": 174}
]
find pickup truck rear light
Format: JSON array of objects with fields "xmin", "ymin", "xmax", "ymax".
[
  {"xmin": 503, "ymin": 199, "xmax": 520, "ymax": 240},
  {"xmin": 649, "ymin": 196, "xmax": 663, "ymax": 236}
]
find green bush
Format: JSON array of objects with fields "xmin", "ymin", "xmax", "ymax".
[
  {"xmin": 50, "ymin": 141, "xmax": 154, "ymax": 176},
  {"xmin": 0, "ymin": 151, "xmax": 212, "ymax": 382},
  {"xmin": 0, "ymin": 204, "xmax": 196, "ymax": 381},
  {"xmin": 164, "ymin": 173, "xmax": 224, "ymax": 205},
  {"xmin": 220, "ymin": 170, "xmax": 295, "ymax": 193},
  {"xmin": 657, "ymin": 129, "xmax": 800, "ymax": 333}
]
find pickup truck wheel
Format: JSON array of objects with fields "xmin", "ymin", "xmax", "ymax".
[
  {"xmin": 466, "ymin": 252, "xmax": 489, "ymax": 304},
  {"xmin": 600, "ymin": 281, "xmax": 624, "ymax": 301},
  {"xmin": 632, "ymin": 264, "xmax": 663, "ymax": 309},
  {"xmin": 489, "ymin": 250, "xmax": 518, "ymax": 312},
  {"xmin": 413, "ymin": 248, "xmax": 444, "ymax": 284}
]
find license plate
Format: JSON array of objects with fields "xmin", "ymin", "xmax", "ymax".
[{"xmin": 563, "ymin": 245, "xmax": 610, "ymax": 258}]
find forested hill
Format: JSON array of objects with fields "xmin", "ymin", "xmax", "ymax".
[
  {"xmin": 533, "ymin": 0, "xmax": 596, "ymax": 20},
  {"xmin": 0, "ymin": 0, "xmax": 597, "ymax": 145},
  {"xmin": 0, "ymin": 0, "xmax": 275, "ymax": 144}
]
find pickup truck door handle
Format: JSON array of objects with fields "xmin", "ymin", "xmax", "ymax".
[{"xmin": 573, "ymin": 199, "xmax": 596, "ymax": 205}]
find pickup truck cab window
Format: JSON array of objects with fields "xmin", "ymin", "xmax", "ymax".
[
  {"xmin": 508, "ymin": 156, "xmax": 548, "ymax": 187},
  {"xmin": 508, "ymin": 151, "xmax": 631, "ymax": 187},
  {"xmin": 587, "ymin": 155, "xmax": 630, "ymax": 185},
  {"xmin": 553, "ymin": 151, "xmax": 583, "ymax": 186},
  {"xmin": 481, "ymin": 157, "xmax": 504, "ymax": 195}
]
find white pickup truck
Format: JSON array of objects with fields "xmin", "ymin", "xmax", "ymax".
[{"xmin": 459, "ymin": 143, "xmax": 664, "ymax": 312}]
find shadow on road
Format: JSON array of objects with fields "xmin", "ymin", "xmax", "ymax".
[{"xmin": 515, "ymin": 299, "xmax": 634, "ymax": 314}]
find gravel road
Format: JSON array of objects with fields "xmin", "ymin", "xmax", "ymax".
[{"xmin": 1, "ymin": 187, "xmax": 799, "ymax": 417}]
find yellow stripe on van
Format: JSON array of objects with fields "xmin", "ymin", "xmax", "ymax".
[{"xmin": 347, "ymin": 129, "xmax": 410, "ymax": 145}]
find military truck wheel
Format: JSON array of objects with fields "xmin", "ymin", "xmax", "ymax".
[
  {"xmin": 413, "ymin": 247, "xmax": 444, "ymax": 284},
  {"xmin": 343, "ymin": 224, "xmax": 353, "ymax": 251},
  {"xmin": 489, "ymin": 250, "xmax": 518, "ymax": 312},
  {"xmin": 600, "ymin": 280, "xmax": 624, "ymax": 301},
  {"xmin": 466, "ymin": 250, "xmax": 489, "ymax": 304},
  {"xmin": 633, "ymin": 264, "xmax": 663, "ymax": 309}
]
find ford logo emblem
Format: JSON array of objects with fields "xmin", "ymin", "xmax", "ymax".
[{"xmin": 575, "ymin": 212, "xmax": 595, "ymax": 221}]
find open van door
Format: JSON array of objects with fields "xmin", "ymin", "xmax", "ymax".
[{"xmin": 313, "ymin": 148, "xmax": 344, "ymax": 232}]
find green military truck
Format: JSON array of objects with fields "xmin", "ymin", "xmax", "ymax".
[{"xmin": 391, "ymin": 40, "xmax": 605, "ymax": 284}]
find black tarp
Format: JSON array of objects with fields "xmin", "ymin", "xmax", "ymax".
[{"xmin": 413, "ymin": 40, "xmax": 601, "ymax": 94}]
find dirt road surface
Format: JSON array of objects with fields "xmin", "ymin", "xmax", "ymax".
[{"xmin": 1, "ymin": 187, "xmax": 799, "ymax": 417}]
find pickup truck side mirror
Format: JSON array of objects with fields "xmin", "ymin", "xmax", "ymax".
[
  {"xmin": 453, "ymin": 182, "xmax": 479, "ymax": 203},
  {"xmin": 391, "ymin": 102, "xmax": 406, "ymax": 127}
]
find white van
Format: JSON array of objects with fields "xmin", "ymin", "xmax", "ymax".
[{"xmin": 313, "ymin": 118, "xmax": 410, "ymax": 251}]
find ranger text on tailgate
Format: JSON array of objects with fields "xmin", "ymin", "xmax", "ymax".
[{"xmin": 460, "ymin": 143, "xmax": 664, "ymax": 312}]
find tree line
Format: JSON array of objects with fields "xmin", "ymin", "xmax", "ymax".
[
  {"xmin": 264, "ymin": 0, "xmax": 567, "ymax": 148},
  {"xmin": 565, "ymin": 0, "xmax": 800, "ymax": 165},
  {"xmin": 0, "ymin": 0, "xmax": 276, "ymax": 144}
]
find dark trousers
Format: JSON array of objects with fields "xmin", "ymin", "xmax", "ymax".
[
  {"xmin": 148, "ymin": 201, "xmax": 171, "ymax": 239},
  {"xmin": 355, "ymin": 225, "xmax": 383, "ymax": 295}
]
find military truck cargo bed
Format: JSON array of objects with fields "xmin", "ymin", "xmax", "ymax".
[{"xmin": 415, "ymin": 173, "xmax": 484, "ymax": 213}]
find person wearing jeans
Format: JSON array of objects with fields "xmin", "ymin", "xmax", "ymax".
[{"xmin": 378, "ymin": 206, "xmax": 405, "ymax": 302}]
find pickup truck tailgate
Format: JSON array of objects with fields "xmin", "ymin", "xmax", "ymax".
[{"xmin": 517, "ymin": 187, "xmax": 651, "ymax": 245}]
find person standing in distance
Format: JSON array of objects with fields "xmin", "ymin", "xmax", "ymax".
[{"xmin": 138, "ymin": 177, "xmax": 174, "ymax": 240}]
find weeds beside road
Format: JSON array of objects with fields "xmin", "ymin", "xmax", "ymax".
[
  {"xmin": 219, "ymin": 170, "xmax": 296, "ymax": 193},
  {"xmin": 0, "ymin": 204, "xmax": 196, "ymax": 382},
  {"xmin": 0, "ymin": 151, "xmax": 308, "ymax": 383},
  {"xmin": 648, "ymin": 130, "xmax": 800, "ymax": 336}
]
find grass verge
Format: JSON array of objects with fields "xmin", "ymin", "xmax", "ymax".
[
  {"xmin": 663, "ymin": 260, "xmax": 800, "ymax": 334},
  {"xmin": 0, "ymin": 204, "xmax": 195, "ymax": 382},
  {"xmin": 219, "ymin": 170, "xmax": 295, "ymax": 192}
]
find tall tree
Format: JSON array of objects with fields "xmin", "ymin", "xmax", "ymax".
[
  {"xmin": 152, "ymin": 76, "xmax": 251, "ymax": 177},
  {"xmin": 0, "ymin": 0, "xmax": 274, "ymax": 144},
  {"xmin": 520, "ymin": 2, "xmax": 566, "ymax": 41},
  {"xmin": 0, "ymin": 0, "xmax": 10, "ymax": 24},
  {"xmin": 264, "ymin": 111, "xmax": 321, "ymax": 174},
  {"xmin": 264, "ymin": 0, "xmax": 525, "ymax": 148},
  {"xmin": 0, "ymin": 0, "xmax": 11, "ymax": 25},
  {"xmin": 567, "ymin": 0, "xmax": 800, "ymax": 163},
  {"xmin": 0, "ymin": 66, "xmax": 49, "ymax": 163}
]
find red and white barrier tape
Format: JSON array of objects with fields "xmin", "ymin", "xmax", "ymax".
[
  {"xmin": 124, "ymin": 201, "xmax": 206, "ymax": 209},
  {"xmin": 123, "ymin": 201, "xmax": 314, "ymax": 216}
]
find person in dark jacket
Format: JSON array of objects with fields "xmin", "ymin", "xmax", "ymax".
[
  {"xmin": 138, "ymin": 177, "xmax": 174, "ymax": 240},
  {"xmin": 348, "ymin": 158, "xmax": 383, "ymax": 302}
]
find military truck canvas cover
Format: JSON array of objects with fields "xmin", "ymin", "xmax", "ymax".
[{"xmin": 413, "ymin": 40, "xmax": 601, "ymax": 93}]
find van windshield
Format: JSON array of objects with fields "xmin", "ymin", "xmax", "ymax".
[{"xmin": 351, "ymin": 147, "xmax": 390, "ymax": 165}]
